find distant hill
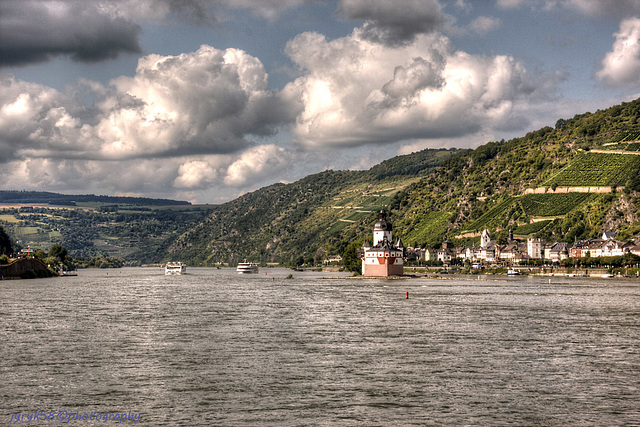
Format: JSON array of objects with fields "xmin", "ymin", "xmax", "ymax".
[
  {"xmin": 0, "ymin": 190, "xmax": 191, "ymax": 206},
  {"xmin": 166, "ymin": 97, "xmax": 640, "ymax": 266},
  {"xmin": 167, "ymin": 149, "xmax": 460, "ymax": 265}
]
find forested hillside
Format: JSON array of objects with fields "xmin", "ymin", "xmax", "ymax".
[
  {"xmin": 168, "ymin": 97, "xmax": 640, "ymax": 266},
  {"xmin": 167, "ymin": 149, "xmax": 459, "ymax": 265},
  {"xmin": 0, "ymin": 191, "xmax": 190, "ymax": 206}
]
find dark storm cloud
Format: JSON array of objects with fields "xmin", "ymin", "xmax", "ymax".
[
  {"xmin": 337, "ymin": 0, "xmax": 447, "ymax": 45},
  {"xmin": 166, "ymin": 0, "xmax": 216, "ymax": 25},
  {"xmin": 0, "ymin": 1, "xmax": 141, "ymax": 67}
]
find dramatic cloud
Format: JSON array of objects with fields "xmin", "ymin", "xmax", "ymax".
[
  {"xmin": 0, "ymin": 147, "xmax": 294, "ymax": 201},
  {"xmin": 337, "ymin": 0, "xmax": 447, "ymax": 45},
  {"xmin": 96, "ymin": 45, "xmax": 295, "ymax": 159},
  {"xmin": 174, "ymin": 160, "xmax": 221, "ymax": 189},
  {"xmin": 597, "ymin": 17, "xmax": 640, "ymax": 86},
  {"xmin": 0, "ymin": 45, "xmax": 296, "ymax": 163},
  {"xmin": 0, "ymin": 0, "xmax": 312, "ymax": 68},
  {"xmin": 497, "ymin": 0, "xmax": 640, "ymax": 16},
  {"xmin": 0, "ymin": 76, "xmax": 86, "ymax": 160},
  {"xmin": 0, "ymin": 0, "xmax": 142, "ymax": 67},
  {"xmin": 224, "ymin": 144, "xmax": 292, "ymax": 187},
  {"xmin": 284, "ymin": 30, "xmax": 537, "ymax": 148}
]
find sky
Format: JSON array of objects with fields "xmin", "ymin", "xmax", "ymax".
[{"xmin": 2, "ymin": 0, "xmax": 640, "ymax": 204}]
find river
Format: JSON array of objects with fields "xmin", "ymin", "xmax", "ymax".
[{"xmin": 1, "ymin": 268, "xmax": 639, "ymax": 425}]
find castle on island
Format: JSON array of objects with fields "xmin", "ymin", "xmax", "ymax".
[{"xmin": 359, "ymin": 211, "xmax": 404, "ymax": 277}]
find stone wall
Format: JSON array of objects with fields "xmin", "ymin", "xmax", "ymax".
[
  {"xmin": 0, "ymin": 258, "xmax": 54, "ymax": 279},
  {"xmin": 523, "ymin": 186, "xmax": 615, "ymax": 195}
]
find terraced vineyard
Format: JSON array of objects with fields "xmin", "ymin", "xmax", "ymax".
[
  {"xmin": 609, "ymin": 130, "xmax": 640, "ymax": 143},
  {"xmin": 401, "ymin": 211, "xmax": 453, "ymax": 245},
  {"xmin": 463, "ymin": 193, "xmax": 601, "ymax": 234},
  {"xmin": 518, "ymin": 193, "xmax": 598, "ymax": 216},
  {"xmin": 602, "ymin": 142, "xmax": 640, "ymax": 151},
  {"xmin": 543, "ymin": 152, "xmax": 640, "ymax": 187},
  {"xmin": 514, "ymin": 220, "xmax": 552, "ymax": 236},
  {"xmin": 464, "ymin": 197, "xmax": 516, "ymax": 232}
]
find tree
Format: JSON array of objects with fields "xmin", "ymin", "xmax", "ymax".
[
  {"xmin": 48, "ymin": 244, "xmax": 68, "ymax": 262},
  {"xmin": 342, "ymin": 242, "xmax": 362, "ymax": 274},
  {"xmin": 0, "ymin": 225, "xmax": 12, "ymax": 256}
]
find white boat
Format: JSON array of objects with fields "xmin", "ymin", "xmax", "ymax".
[
  {"xmin": 165, "ymin": 262, "xmax": 186, "ymax": 275},
  {"xmin": 601, "ymin": 273, "xmax": 614, "ymax": 278},
  {"xmin": 507, "ymin": 269, "xmax": 520, "ymax": 276},
  {"xmin": 58, "ymin": 264, "xmax": 78, "ymax": 276},
  {"xmin": 236, "ymin": 262, "xmax": 259, "ymax": 274}
]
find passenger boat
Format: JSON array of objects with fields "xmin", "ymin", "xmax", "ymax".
[
  {"xmin": 236, "ymin": 262, "xmax": 259, "ymax": 274},
  {"xmin": 165, "ymin": 262, "xmax": 186, "ymax": 275}
]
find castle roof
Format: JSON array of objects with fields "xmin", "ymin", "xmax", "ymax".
[{"xmin": 374, "ymin": 210, "xmax": 392, "ymax": 232}]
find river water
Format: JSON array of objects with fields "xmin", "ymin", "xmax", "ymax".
[{"xmin": 1, "ymin": 268, "xmax": 639, "ymax": 426}]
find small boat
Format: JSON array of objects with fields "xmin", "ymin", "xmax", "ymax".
[
  {"xmin": 165, "ymin": 262, "xmax": 186, "ymax": 275},
  {"xmin": 236, "ymin": 262, "xmax": 259, "ymax": 274},
  {"xmin": 58, "ymin": 264, "xmax": 78, "ymax": 276},
  {"xmin": 601, "ymin": 273, "xmax": 614, "ymax": 278},
  {"xmin": 507, "ymin": 269, "xmax": 520, "ymax": 276}
]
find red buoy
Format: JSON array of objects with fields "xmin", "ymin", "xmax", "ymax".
[{"xmin": 406, "ymin": 291, "xmax": 409, "ymax": 299}]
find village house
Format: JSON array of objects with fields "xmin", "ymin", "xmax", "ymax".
[
  {"xmin": 323, "ymin": 254, "xmax": 343, "ymax": 264},
  {"xmin": 602, "ymin": 240, "xmax": 627, "ymax": 257},
  {"xmin": 436, "ymin": 240, "xmax": 456, "ymax": 264},
  {"xmin": 404, "ymin": 247, "xmax": 425, "ymax": 262},
  {"xmin": 496, "ymin": 242, "xmax": 520, "ymax": 263},
  {"xmin": 545, "ymin": 242, "xmax": 570, "ymax": 262},
  {"xmin": 418, "ymin": 227, "xmax": 640, "ymax": 267},
  {"xmin": 628, "ymin": 242, "xmax": 640, "ymax": 256},
  {"xmin": 424, "ymin": 248, "xmax": 438, "ymax": 262}
]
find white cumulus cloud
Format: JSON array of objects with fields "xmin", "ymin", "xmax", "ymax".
[
  {"xmin": 597, "ymin": 17, "xmax": 640, "ymax": 86},
  {"xmin": 224, "ymin": 144, "xmax": 291, "ymax": 187},
  {"xmin": 284, "ymin": 30, "xmax": 537, "ymax": 149},
  {"xmin": 0, "ymin": 45, "xmax": 295, "ymax": 163},
  {"xmin": 95, "ymin": 45, "xmax": 291, "ymax": 159},
  {"xmin": 174, "ymin": 160, "xmax": 219, "ymax": 189}
]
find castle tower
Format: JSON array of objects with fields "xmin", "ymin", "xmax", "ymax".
[
  {"xmin": 360, "ymin": 210, "xmax": 404, "ymax": 277},
  {"xmin": 373, "ymin": 210, "xmax": 392, "ymax": 246}
]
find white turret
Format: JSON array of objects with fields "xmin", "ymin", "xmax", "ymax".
[{"xmin": 373, "ymin": 210, "xmax": 393, "ymax": 246}]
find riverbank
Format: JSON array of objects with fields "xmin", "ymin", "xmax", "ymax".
[{"xmin": 403, "ymin": 266, "xmax": 640, "ymax": 278}]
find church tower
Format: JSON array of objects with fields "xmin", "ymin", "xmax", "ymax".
[{"xmin": 481, "ymin": 229, "xmax": 491, "ymax": 249}]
